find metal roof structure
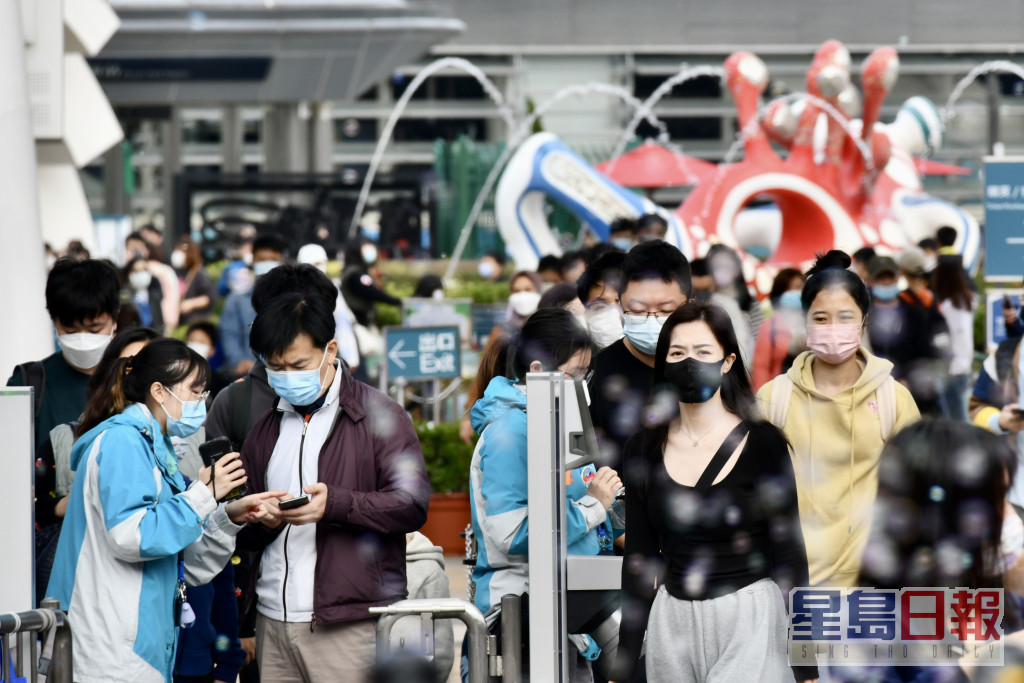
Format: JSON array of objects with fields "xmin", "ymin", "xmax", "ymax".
[{"xmin": 96, "ymin": 0, "xmax": 465, "ymax": 103}]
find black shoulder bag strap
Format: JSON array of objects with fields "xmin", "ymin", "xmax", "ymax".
[
  {"xmin": 693, "ymin": 422, "xmax": 750, "ymax": 494},
  {"xmin": 228, "ymin": 376, "xmax": 253, "ymax": 450}
]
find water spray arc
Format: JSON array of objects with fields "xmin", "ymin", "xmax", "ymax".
[{"xmin": 347, "ymin": 57, "xmax": 518, "ymax": 239}]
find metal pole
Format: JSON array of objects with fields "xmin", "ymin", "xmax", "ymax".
[
  {"xmin": 500, "ymin": 594, "xmax": 522, "ymax": 683},
  {"xmin": 988, "ymin": 73, "xmax": 1002, "ymax": 155},
  {"xmin": 433, "ymin": 379, "xmax": 442, "ymax": 423}
]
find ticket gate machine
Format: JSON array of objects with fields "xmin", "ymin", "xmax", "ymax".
[{"xmin": 526, "ymin": 373, "xmax": 622, "ymax": 681}]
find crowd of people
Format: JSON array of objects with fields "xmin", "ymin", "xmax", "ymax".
[{"xmin": 13, "ymin": 215, "xmax": 1024, "ymax": 683}]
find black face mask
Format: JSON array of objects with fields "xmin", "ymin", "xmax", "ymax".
[{"xmin": 664, "ymin": 357, "xmax": 726, "ymax": 404}]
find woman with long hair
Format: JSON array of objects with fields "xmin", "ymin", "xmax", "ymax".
[
  {"xmin": 469, "ymin": 308, "xmax": 623, "ymax": 680},
  {"xmin": 931, "ymin": 260, "xmax": 976, "ymax": 421},
  {"xmin": 171, "ymin": 237, "xmax": 217, "ymax": 326},
  {"xmin": 611, "ymin": 301, "xmax": 815, "ymax": 683},
  {"xmin": 46, "ymin": 338, "xmax": 284, "ymax": 683},
  {"xmin": 756, "ymin": 251, "xmax": 921, "ymax": 589}
]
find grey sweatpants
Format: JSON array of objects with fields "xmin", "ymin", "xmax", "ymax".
[{"xmin": 645, "ymin": 578, "xmax": 793, "ymax": 683}]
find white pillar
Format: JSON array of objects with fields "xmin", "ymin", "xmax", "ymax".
[{"xmin": 0, "ymin": 1, "xmax": 55, "ymax": 379}]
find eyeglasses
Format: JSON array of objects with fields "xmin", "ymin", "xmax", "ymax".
[
  {"xmin": 622, "ymin": 310, "xmax": 674, "ymax": 321},
  {"xmin": 165, "ymin": 385, "xmax": 210, "ymax": 403}
]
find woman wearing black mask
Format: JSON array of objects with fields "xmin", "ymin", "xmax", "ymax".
[{"xmin": 610, "ymin": 300, "xmax": 816, "ymax": 683}]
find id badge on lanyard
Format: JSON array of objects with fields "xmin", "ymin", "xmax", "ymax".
[{"xmin": 174, "ymin": 554, "xmax": 196, "ymax": 629}]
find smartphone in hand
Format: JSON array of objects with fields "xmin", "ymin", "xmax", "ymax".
[
  {"xmin": 198, "ymin": 436, "xmax": 249, "ymax": 501},
  {"xmin": 278, "ymin": 495, "xmax": 310, "ymax": 510}
]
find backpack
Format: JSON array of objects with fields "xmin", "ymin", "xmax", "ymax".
[
  {"xmin": 766, "ymin": 373, "xmax": 898, "ymax": 442},
  {"xmin": 16, "ymin": 361, "xmax": 46, "ymax": 421}
]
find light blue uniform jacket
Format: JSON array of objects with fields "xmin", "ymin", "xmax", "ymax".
[
  {"xmin": 46, "ymin": 403, "xmax": 242, "ymax": 683},
  {"xmin": 468, "ymin": 376, "xmax": 624, "ymax": 615}
]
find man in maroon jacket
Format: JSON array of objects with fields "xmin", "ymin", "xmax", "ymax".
[{"xmin": 238, "ymin": 291, "xmax": 430, "ymax": 681}]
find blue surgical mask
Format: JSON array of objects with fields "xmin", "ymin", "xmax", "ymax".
[
  {"xmin": 265, "ymin": 344, "xmax": 331, "ymax": 407},
  {"xmin": 872, "ymin": 283, "xmax": 900, "ymax": 302},
  {"xmin": 623, "ymin": 315, "xmax": 665, "ymax": 355},
  {"xmin": 778, "ymin": 290, "xmax": 803, "ymax": 311},
  {"xmin": 611, "ymin": 238, "xmax": 633, "ymax": 252},
  {"xmin": 159, "ymin": 386, "xmax": 207, "ymax": 438}
]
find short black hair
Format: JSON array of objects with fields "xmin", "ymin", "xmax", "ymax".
[
  {"xmin": 537, "ymin": 254, "xmax": 563, "ymax": 273},
  {"xmin": 852, "ymin": 246, "xmax": 877, "ymax": 265},
  {"xmin": 484, "ymin": 250, "xmax": 507, "ymax": 266},
  {"xmin": 636, "ymin": 213, "xmax": 668, "ymax": 232},
  {"xmin": 561, "ymin": 250, "xmax": 586, "ymax": 269},
  {"xmin": 46, "ymin": 258, "xmax": 121, "ymax": 327},
  {"xmin": 689, "ymin": 257, "xmax": 710, "ymax": 278},
  {"xmin": 187, "ymin": 320, "xmax": 219, "ymax": 346},
  {"xmin": 801, "ymin": 250, "xmax": 871, "ymax": 316},
  {"xmin": 249, "ymin": 293, "xmax": 336, "ymax": 360},
  {"xmin": 936, "ymin": 226, "xmax": 957, "ymax": 247},
  {"xmin": 576, "ymin": 251, "xmax": 626, "ymax": 304},
  {"xmin": 253, "ymin": 232, "xmax": 289, "ymax": 257},
  {"xmin": 917, "ymin": 237, "xmax": 939, "ymax": 252},
  {"xmin": 584, "ymin": 242, "xmax": 617, "ymax": 264},
  {"xmin": 538, "ymin": 283, "xmax": 579, "ymax": 310},
  {"xmin": 609, "ymin": 217, "xmax": 637, "ymax": 236},
  {"xmin": 251, "ymin": 263, "xmax": 339, "ymax": 314},
  {"xmin": 620, "ymin": 239, "xmax": 691, "ymax": 298}
]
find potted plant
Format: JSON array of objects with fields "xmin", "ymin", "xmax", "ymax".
[{"xmin": 416, "ymin": 421, "xmax": 475, "ymax": 554}]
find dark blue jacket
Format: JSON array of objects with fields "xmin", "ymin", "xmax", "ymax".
[{"xmin": 175, "ymin": 563, "xmax": 245, "ymax": 681}]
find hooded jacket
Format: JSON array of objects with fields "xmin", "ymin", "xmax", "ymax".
[
  {"xmin": 46, "ymin": 403, "xmax": 243, "ymax": 683},
  {"xmin": 390, "ymin": 532, "xmax": 455, "ymax": 682},
  {"xmin": 756, "ymin": 349, "xmax": 920, "ymax": 588},
  {"xmin": 469, "ymin": 376, "xmax": 624, "ymax": 615}
]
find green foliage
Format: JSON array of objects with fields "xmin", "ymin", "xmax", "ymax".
[{"xmin": 416, "ymin": 421, "xmax": 476, "ymax": 494}]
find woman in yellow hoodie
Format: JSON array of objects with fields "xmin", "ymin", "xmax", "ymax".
[{"xmin": 756, "ymin": 250, "xmax": 920, "ymax": 589}]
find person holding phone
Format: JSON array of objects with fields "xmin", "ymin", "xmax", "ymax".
[
  {"xmin": 238, "ymin": 292, "xmax": 430, "ymax": 682},
  {"xmin": 45, "ymin": 339, "xmax": 284, "ymax": 683}
]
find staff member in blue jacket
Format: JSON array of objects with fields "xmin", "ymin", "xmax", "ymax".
[
  {"xmin": 469, "ymin": 308, "xmax": 625, "ymax": 679},
  {"xmin": 47, "ymin": 339, "xmax": 284, "ymax": 683}
]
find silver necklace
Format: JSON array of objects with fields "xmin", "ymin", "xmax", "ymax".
[{"xmin": 677, "ymin": 420, "xmax": 718, "ymax": 447}]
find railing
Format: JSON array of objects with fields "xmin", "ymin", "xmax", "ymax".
[
  {"xmin": 371, "ymin": 596, "xmax": 524, "ymax": 683},
  {"xmin": 0, "ymin": 599, "xmax": 72, "ymax": 683}
]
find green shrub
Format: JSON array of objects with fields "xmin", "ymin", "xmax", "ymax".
[{"xmin": 416, "ymin": 421, "xmax": 475, "ymax": 494}]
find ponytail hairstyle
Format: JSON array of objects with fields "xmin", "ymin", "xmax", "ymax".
[
  {"xmin": 800, "ymin": 250, "xmax": 871, "ymax": 318},
  {"xmin": 76, "ymin": 338, "xmax": 210, "ymax": 437},
  {"xmin": 508, "ymin": 308, "xmax": 591, "ymax": 381}
]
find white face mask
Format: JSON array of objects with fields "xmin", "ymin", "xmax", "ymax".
[
  {"xmin": 586, "ymin": 305, "xmax": 624, "ymax": 349},
  {"xmin": 170, "ymin": 250, "xmax": 187, "ymax": 269},
  {"xmin": 58, "ymin": 330, "xmax": 113, "ymax": 370},
  {"xmin": 509, "ymin": 291, "xmax": 541, "ymax": 317},
  {"xmin": 187, "ymin": 341, "xmax": 212, "ymax": 359},
  {"xmin": 242, "ymin": 252, "xmax": 253, "ymax": 266},
  {"xmin": 362, "ymin": 245, "xmax": 378, "ymax": 265},
  {"xmin": 129, "ymin": 271, "xmax": 152, "ymax": 291}
]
